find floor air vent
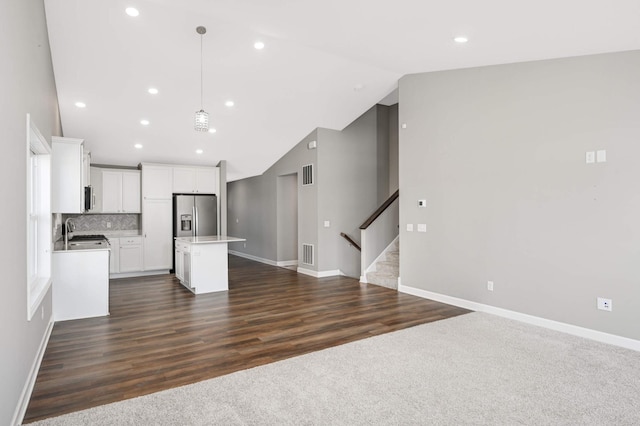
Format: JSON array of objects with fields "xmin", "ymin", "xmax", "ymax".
[
  {"xmin": 302, "ymin": 164, "xmax": 313, "ymax": 186},
  {"xmin": 302, "ymin": 244, "xmax": 314, "ymax": 265}
]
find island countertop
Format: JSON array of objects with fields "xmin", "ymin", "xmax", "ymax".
[{"xmin": 175, "ymin": 235, "xmax": 246, "ymax": 244}]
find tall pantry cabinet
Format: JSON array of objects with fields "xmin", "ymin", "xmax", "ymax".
[{"xmin": 141, "ymin": 164, "xmax": 173, "ymax": 271}]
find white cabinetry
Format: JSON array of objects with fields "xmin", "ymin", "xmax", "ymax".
[
  {"xmin": 53, "ymin": 250, "xmax": 109, "ymax": 321},
  {"xmin": 102, "ymin": 170, "xmax": 141, "ymax": 213},
  {"xmin": 172, "ymin": 166, "xmax": 218, "ymax": 194},
  {"xmin": 141, "ymin": 164, "xmax": 173, "ymax": 271},
  {"xmin": 52, "ymin": 137, "xmax": 86, "ymax": 213},
  {"xmin": 119, "ymin": 236, "xmax": 143, "ymax": 272},
  {"xmin": 174, "ymin": 239, "xmax": 189, "ymax": 282}
]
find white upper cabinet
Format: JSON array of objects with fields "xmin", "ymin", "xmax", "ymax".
[
  {"xmin": 101, "ymin": 170, "xmax": 140, "ymax": 213},
  {"xmin": 142, "ymin": 164, "xmax": 173, "ymax": 200},
  {"xmin": 51, "ymin": 137, "xmax": 85, "ymax": 213},
  {"xmin": 172, "ymin": 166, "xmax": 218, "ymax": 194}
]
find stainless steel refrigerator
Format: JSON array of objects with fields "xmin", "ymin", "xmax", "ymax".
[{"xmin": 173, "ymin": 194, "xmax": 218, "ymax": 238}]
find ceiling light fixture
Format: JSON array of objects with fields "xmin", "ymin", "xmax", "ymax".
[
  {"xmin": 225, "ymin": 100, "xmax": 234, "ymax": 107},
  {"xmin": 454, "ymin": 36, "xmax": 468, "ymax": 43},
  {"xmin": 194, "ymin": 26, "xmax": 209, "ymax": 132},
  {"xmin": 208, "ymin": 128, "xmax": 217, "ymax": 134},
  {"xmin": 148, "ymin": 87, "xmax": 158, "ymax": 94},
  {"xmin": 125, "ymin": 7, "xmax": 139, "ymax": 17},
  {"xmin": 140, "ymin": 119, "xmax": 150, "ymax": 126},
  {"xmin": 75, "ymin": 101, "xmax": 86, "ymax": 108},
  {"xmin": 196, "ymin": 149, "xmax": 204, "ymax": 154},
  {"xmin": 254, "ymin": 41, "xmax": 265, "ymax": 50},
  {"xmin": 134, "ymin": 143, "xmax": 143, "ymax": 149}
]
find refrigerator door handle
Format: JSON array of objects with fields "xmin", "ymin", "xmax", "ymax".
[{"xmin": 192, "ymin": 205, "xmax": 197, "ymax": 237}]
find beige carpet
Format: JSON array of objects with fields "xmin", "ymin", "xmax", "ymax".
[{"xmin": 28, "ymin": 312, "xmax": 640, "ymax": 425}]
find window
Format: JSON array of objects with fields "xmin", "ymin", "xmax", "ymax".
[{"xmin": 26, "ymin": 114, "xmax": 52, "ymax": 320}]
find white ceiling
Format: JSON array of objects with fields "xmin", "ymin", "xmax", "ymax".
[{"xmin": 44, "ymin": 0, "xmax": 640, "ymax": 181}]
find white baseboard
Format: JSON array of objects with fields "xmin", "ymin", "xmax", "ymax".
[
  {"xmin": 359, "ymin": 275, "xmax": 367, "ymax": 283},
  {"xmin": 229, "ymin": 250, "xmax": 277, "ymax": 266},
  {"xmin": 297, "ymin": 267, "xmax": 343, "ymax": 278},
  {"xmin": 110, "ymin": 270, "xmax": 169, "ymax": 279},
  {"xmin": 276, "ymin": 260, "xmax": 298, "ymax": 267},
  {"xmin": 13, "ymin": 317, "xmax": 54, "ymax": 426},
  {"xmin": 398, "ymin": 284, "xmax": 640, "ymax": 352}
]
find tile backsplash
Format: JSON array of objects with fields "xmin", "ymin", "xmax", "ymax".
[{"xmin": 56, "ymin": 214, "xmax": 140, "ymax": 240}]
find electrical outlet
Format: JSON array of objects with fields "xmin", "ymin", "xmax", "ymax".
[
  {"xmin": 487, "ymin": 281, "xmax": 494, "ymax": 291},
  {"xmin": 597, "ymin": 297, "xmax": 612, "ymax": 312},
  {"xmin": 243, "ymin": 242, "xmax": 246, "ymax": 248},
  {"xmin": 106, "ymin": 222, "xmax": 112, "ymax": 228},
  {"xmin": 586, "ymin": 151, "xmax": 595, "ymax": 164}
]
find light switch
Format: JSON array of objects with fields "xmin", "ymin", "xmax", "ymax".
[
  {"xmin": 417, "ymin": 224, "xmax": 427, "ymax": 232},
  {"xmin": 596, "ymin": 150, "xmax": 606, "ymax": 163},
  {"xmin": 401, "ymin": 123, "xmax": 407, "ymax": 129},
  {"xmin": 586, "ymin": 151, "xmax": 595, "ymax": 164},
  {"xmin": 406, "ymin": 224, "xmax": 414, "ymax": 232},
  {"xmin": 323, "ymin": 221, "xmax": 330, "ymax": 228}
]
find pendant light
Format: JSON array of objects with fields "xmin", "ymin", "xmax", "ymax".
[{"xmin": 194, "ymin": 26, "xmax": 209, "ymax": 131}]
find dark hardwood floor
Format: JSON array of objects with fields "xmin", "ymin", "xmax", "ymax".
[{"xmin": 24, "ymin": 255, "xmax": 470, "ymax": 423}]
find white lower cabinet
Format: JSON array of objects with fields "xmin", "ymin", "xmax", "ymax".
[
  {"xmin": 119, "ymin": 237, "xmax": 143, "ymax": 272},
  {"xmin": 109, "ymin": 236, "xmax": 143, "ymax": 275}
]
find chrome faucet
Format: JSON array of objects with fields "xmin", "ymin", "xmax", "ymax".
[{"xmin": 64, "ymin": 218, "xmax": 75, "ymax": 249}]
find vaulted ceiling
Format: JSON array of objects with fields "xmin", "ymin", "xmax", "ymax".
[{"xmin": 44, "ymin": 0, "xmax": 640, "ymax": 181}]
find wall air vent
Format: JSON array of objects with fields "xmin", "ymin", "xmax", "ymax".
[
  {"xmin": 302, "ymin": 164, "xmax": 313, "ymax": 186},
  {"xmin": 302, "ymin": 243, "xmax": 314, "ymax": 265}
]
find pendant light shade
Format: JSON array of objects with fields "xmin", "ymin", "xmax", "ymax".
[
  {"xmin": 194, "ymin": 26, "xmax": 209, "ymax": 132},
  {"xmin": 195, "ymin": 109, "xmax": 209, "ymax": 131}
]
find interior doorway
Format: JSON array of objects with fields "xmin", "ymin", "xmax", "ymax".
[{"xmin": 277, "ymin": 173, "xmax": 298, "ymax": 269}]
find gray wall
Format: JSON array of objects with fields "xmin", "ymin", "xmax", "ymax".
[
  {"xmin": 228, "ymin": 104, "xmax": 395, "ymax": 276},
  {"xmin": 0, "ymin": 0, "xmax": 61, "ymax": 423},
  {"xmin": 228, "ymin": 130, "xmax": 318, "ymax": 268},
  {"xmin": 277, "ymin": 174, "xmax": 298, "ymax": 262},
  {"xmin": 317, "ymin": 106, "xmax": 381, "ymax": 276},
  {"xmin": 398, "ymin": 50, "xmax": 640, "ymax": 340},
  {"xmin": 388, "ymin": 104, "xmax": 399, "ymax": 195}
]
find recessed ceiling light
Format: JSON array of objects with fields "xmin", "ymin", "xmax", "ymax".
[
  {"xmin": 196, "ymin": 149, "xmax": 204, "ymax": 154},
  {"xmin": 208, "ymin": 128, "xmax": 217, "ymax": 134},
  {"xmin": 225, "ymin": 100, "xmax": 234, "ymax": 107},
  {"xmin": 254, "ymin": 41, "xmax": 265, "ymax": 50},
  {"xmin": 454, "ymin": 36, "xmax": 468, "ymax": 43},
  {"xmin": 140, "ymin": 119, "xmax": 150, "ymax": 126},
  {"xmin": 125, "ymin": 7, "xmax": 139, "ymax": 17},
  {"xmin": 75, "ymin": 101, "xmax": 86, "ymax": 108},
  {"xmin": 134, "ymin": 143, "xmax": 143, "ymax": 149},
  {"xmin": 148, "ymin": 87, "xmax": 158, "ymax": 95},
  {"xmin": 353, "ymin": 84, "xmax": 365, "ymax": 92}
]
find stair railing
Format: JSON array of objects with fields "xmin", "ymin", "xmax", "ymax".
[
  {"xmin": 359, "ymin": 190, "xmax": 399, "ymax": 283},
  {"xmin": 340, "ymin": 232, "xmax": 361, "ymax": 251}
]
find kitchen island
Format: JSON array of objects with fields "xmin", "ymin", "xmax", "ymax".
[{"xmin": 174, "ymin": 236, "xmax": 246, "ymax": 294}]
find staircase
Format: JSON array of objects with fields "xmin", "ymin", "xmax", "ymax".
[{"xmin": 365, "ymin": 238, "xmax": 399, "ymax": 290}]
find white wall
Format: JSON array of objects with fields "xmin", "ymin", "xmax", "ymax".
[
  {"xmin": 0, "ymin": 0, "xmax": 61, "ymax": 423},
  {"xmin": 399, "ymin": 50, "xmax": 640, "ymax": 340}
]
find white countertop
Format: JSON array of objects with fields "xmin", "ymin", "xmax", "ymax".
[{"xmin": 175, "ymin": 235, "xmax": 246, "ymax": 244}]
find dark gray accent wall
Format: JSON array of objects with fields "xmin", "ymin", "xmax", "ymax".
[
  {"xmin": 0, "ymin": 0, "xmax": 61, "ymax": 422},
  {"xmin": 398, "ymin": 50, "xmax": 640, "ymax": 340}
]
